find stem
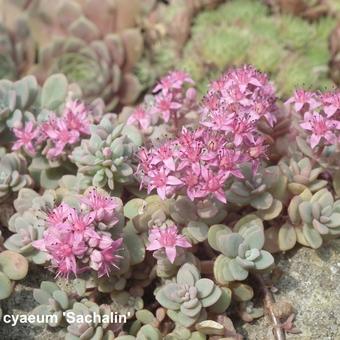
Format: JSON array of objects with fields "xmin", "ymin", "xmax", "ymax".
[{"xmin": 253, "ymin": 273, "xmax": 286, "ymax": 340}]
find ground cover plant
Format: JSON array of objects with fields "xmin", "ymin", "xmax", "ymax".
[{"xmin": 0, "ymin": 1, "xmax": 340, "ymax": 339}]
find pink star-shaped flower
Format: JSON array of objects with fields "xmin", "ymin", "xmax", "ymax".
[{"xmin": 147, "ymin": 225, "xmax": 191, "ymax": 263}]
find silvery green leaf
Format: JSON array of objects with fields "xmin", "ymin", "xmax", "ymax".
[
  {"xmin": 228, "ymin": 259, "xmax": 248, "ymax": 281},
  {"xmin": 253, "ymin": 250, "xmax": 274, "ymax": 270},
  {"xmin": 303, "ymin": 223, "xmax": 323, "ymax": 249},
  {"xmin": 251, "ymin": 192, "xmax": 273, "ymax": 210}
]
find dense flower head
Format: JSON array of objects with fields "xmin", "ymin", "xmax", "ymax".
[
  {"xmin": 136, "ymin": 66, "xmax": 273, "ymax": 203},
  {"xmin": 32, "ymin": 189, "xmax": 122, "ymax": 278},
  {"xmin": 201, "ymin": 65, "xmax": 278, "ymax": 128},
  {"xmin": 43, "ymin": 115, "xmax": 81, "ymax": 159},
  {"xmin": 147, "ymin": 224, "xmax": 191, "ymax": 263},
  {"xmin": 137, "ymin": 125, "xmax": 265, "ymax": 203},
  {"xmin": 287, "ymin": 89, "xmax": 340, "ymax": 149},
  {"xmin": 81, "ymin": 188, "xmax": 120, "ymax": 223},
  {"xmin": 127, "ymin": 71, "xmax": 197, "ymax": 130},
  {"xmin": 12, "ymin": 99, "xmax": 91, "ymax": 160}
]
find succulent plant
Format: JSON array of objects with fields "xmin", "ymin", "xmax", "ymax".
[
  {"xmin": 156, "ymin": 263, "xmax": 225, "ymax": 327},
  {"xmin": 0, "ymin": 13, "xmax": 34, "ymax": 80},
  {"xmin": 32, "ymin": 281, "xmax": 72, "ymax": 327},
  {"xmin": 0, "ymin": 75, "xmax": 38, "ymax": 135},
  {"xmin": 56, "ymin": 173, "xmax": 91, "ymax": 199},
  {"xmin": 209, "ymin": 217, "xmax": 274, "ymax": 284},
  {"xmin": 110, "ymin": 291, "xmax": 144, "ymax": 318},
  {"xmin": 4, "ymin": 188, "xmax": 56, "ymax": 264},
  {"xmin": 36, "ymin": 34, "xmax": 143, "ymax": 111},
  {"xmin": 0, "ymin": 152, "xmax": 34, "ymax": 203},
  {"xmin": 12, "ymin": 0, "xmax": 142, "ymax": 44},
  {"xmin": 0, "ymin": 60, "xmax": 339, "ymax": 339},
  {"xmin": 19, "ymin": 0, "xmax": 200, "ymax": 110},
  {"xmin": 288, "ymin": 188, "xmax": 340, "ymax": 248},
  {"xmin": 96, "ymin": 272, "xmax": 130, "ymax": 294},
  {"xmin": 134, "ymin": 42, "xmax": 179, "ymax": 93},
  {"xmin": 0, "ymin": 250, "xmax": 28, "ymax": 300},
  {"xmin": 227, "ymin": 164, "xmax": 285, "ymax": 221},
  {"xmin": 279, "ymin": 156, "xmax": 327, "ymax": 195},
  {"xmin": 71, "ymin": 116, "xmax": 143, "ymax": 192},
  {"xmin": 0, "ymin": 72, "xmax": 72, "ymax": 146},
  {"xmin": 64, "ymin": 299, "xmax": 117, "ymax": 339},
  {"xmin": 137, "ymin": 0, "xmax": 225, "ymax": 91},
  {"xmin": 179, "ymin": 0, "xmax": 336, "ymax": 96},
  {"xmin": 144, "ymin": 0, "xmax": 225, "ymax": 50},
  {"xmin": 22, "ymin": 0, "xmax": 144, "ymax": 111},
  {"xmin": 126, "ymin": 196, "xmax": 170, "ymax": 234}
]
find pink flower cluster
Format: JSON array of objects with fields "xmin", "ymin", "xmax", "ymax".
[
  {"xmin": 287, "ymin": 90, "xmax": 340, "ymax": 148},
  {"xmin": 12, "ymin": 100, "xmax": 91, "ymax": 159},
  {"xmin": 137, "ymin": 66, "xmax": 273, "ymax": 203},
  {"xmin": 147, "ymin": 224, "xmax": 191, "ymax": 263},
  {"xmin": 127, "ymin": 71, "xmax": 197, "ymax": 131},
  {"xmin": 33, "ymin": 189, "xmax": 123, "ymax": 278},
  {"xmin": 201, "ymin": 65, "xmax": 278, "ymax": 129},
  {"xmin": 138, "ymin": 126, "xmax": 259, "ymax": 203}
]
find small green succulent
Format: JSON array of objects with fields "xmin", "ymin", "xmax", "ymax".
[
  {"xmin": 96, "ymin": 272, "xmax": 130, "ymax": 294},
  {"xmin": 0, "ymin": 75, "xmax": 38, "ymax": 135},
  {"xmin": 279, "ymin": 156, "xmax": 327, "ymax": 195},
  {"xmin": 0, "ymin": 73, "xmax": 71, "ymax": 143},
  {"xmin": 71, "ymin": 116, "xmax": 143, "ymax": 192},
  {"xmin": 288, "ymin": 188, "xmax": 340, "ymax": 248},
  {"xmin": 4, "ymin": 188, "xmax": 56, "ymax": 264},
  {"xmin": 0, "ymin": 152, "xmax": 34, "ymax": 203},
  {"xmin": 0, "ymin": 18, "xmax": 34, "ymax": 81},
  {"xmin": 64, "ymin": 299, "xmax": 116, "ymax": 340},
  {"xmin": 209, "ymin": 217, "xmax": 274, "ymax": 284},
  {"xmin": 126, "ymin": 196, "xmax": 171, "ymax": 233},
  {"xmin": 156, "ymin": 263, "xmax": 225, "ymax": 327},
  {"xmin": 153, "ymin": 244, "xmax": 198, "ymax": 279},
  {"xmin": 22, "ymin": 0, "xmax": 145, "ymax": 110},
  {"xmin": 179, "ymin": 0, "xmax": 336, "ymax": 96},
  {"xmin": 0, "ymin": 250, "xmax": 28, "ymax": 300},
  {"xmin": 110, "ymin": 291, "xmax": 143, "ymax": 318},
  {"xmin": 227, "ymin": 164, "xmax": 285, "ymax": 221},
  {"xmin": 32, "ymin": 281, "xmax": 73, "ymax": 327},
  {"xmin": 135, "ymin": 41, "xmax": 178, "ymax": 92},
  {"xmin": 39, "ymin": 34, "xmax": 142, "ymax": 111},
  {"xmin": 181, "ymin": 221, "xmax": 209, "ymax": 245}
]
